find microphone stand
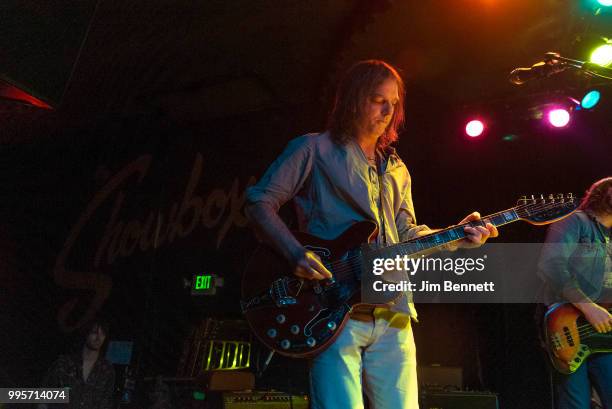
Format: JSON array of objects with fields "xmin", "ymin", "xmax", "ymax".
[{"xmin": 545, "ymin": 52, "xmax": 612, "ymax": 80}]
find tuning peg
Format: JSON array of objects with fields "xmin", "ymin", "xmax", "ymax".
[
  {"xmin": 530, "ymin": 194, "xmax": 536, "ymax": 204},
  {"xmin": 548, "ymin": 194, "xmax": 555, "ymax": 202},
  {"xmin": 539, "ymin": 194, "xmax": 545, "ymax": 202},
  {"xmin": 518, "ymin": 195, "xmax": 527, "ymax": 205}
]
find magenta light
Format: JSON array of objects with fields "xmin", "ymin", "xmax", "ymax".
[
  {"xmin": 465, "ymin": 120, "xmax": 485, "ymax": 137},
  {"xmin": 548, "ymin": 109, "xmax": 570, "ymax": 128}
]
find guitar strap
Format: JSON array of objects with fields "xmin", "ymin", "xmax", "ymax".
[{"xmin": 376, "ymin": 152, "xmax": 387, "ymax": 246}]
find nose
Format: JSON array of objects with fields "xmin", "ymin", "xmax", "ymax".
[{"xmin": 382, "ymin": 101, "xmax": 393, "ymax": 117}]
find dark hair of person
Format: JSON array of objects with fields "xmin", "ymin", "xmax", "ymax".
[
  {"xmin": 72, "ymin": 317, "xmax": 111, "ymax": 354},
  {"xmin": 579, "ymin": 177, "xmax": 612, "ymax": 216},
  {"xmin": 327, "ymin": 59, "xmax": 405, "ymax": 150}
]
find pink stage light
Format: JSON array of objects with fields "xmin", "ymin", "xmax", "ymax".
[
  {"xmin": 547, "ymin": 109, "xmax": 570, "ymax": 128},
  {"xmin": 465, "ymin": 120, "xmax": 485, "ymax": 137}
]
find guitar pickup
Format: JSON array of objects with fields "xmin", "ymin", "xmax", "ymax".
[
  {"xmin": 276, "ymin": 297, "xmax": 297, "ymax": 306},
  {"xmin": 270, "ymin": 277, "xmax": 298, "ymax": 307}
]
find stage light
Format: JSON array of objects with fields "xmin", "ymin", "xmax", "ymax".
[
  {"xmin": 465, "ymin": 120, "xmax": 485, "ymax": 137},
  {"xmin": 548, "ymin": 109, "xmax": 570, "ymax": 127},
  {"xmin": 590, "ymin": 44, "xmax": 612, "ymax": 66},
  {"xmin": 597, "ymin": 0, "xmax": 612, "ymax": 6},
  {"xmin": 581, "ymin": 90, "xmax": 601, "ymax": 109}
]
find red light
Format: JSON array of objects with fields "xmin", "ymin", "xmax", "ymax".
[{"xmin": 465, "ymin": 120, "xmax": 485, "ymax": 137}]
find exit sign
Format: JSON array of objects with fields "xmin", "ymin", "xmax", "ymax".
[{"xmin": 192, "ymin": 274, "xmax": 216, "ymax": 295}]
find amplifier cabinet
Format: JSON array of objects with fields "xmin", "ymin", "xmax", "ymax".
[
  {"xmin": 421, "ymin": 390, "xmax": 499, "ymax": 409},
  {"xmin": 223, "ymin": 391, "xmax": 308, "ymax": 409}
]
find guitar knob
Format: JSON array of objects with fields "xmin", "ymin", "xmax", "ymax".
[
  {"xmin": 280, "ymin": 339, "xmax": 291, "ymax": 350},
  {"xmin": 290, "ymin": 325, "xmax": 300, "ymax": 335},
  {"xmin": 306, "ymin": 337, "xmax": 317, "ymax": 347},
  {"xmin": 267, "ymin": 328, "xmax": 277, "ymax": 338},
  {"xmin": 276, "ymin": 314, "xmax": 286, "ymax": 324},
  {"xmin": 327, "ymin": 321, "xmax": 337, "ymax": 331}
]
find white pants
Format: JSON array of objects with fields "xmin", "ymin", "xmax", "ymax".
[{"xmin": 309, "ymin": 313, "xmax": 419, "ymax": 409}]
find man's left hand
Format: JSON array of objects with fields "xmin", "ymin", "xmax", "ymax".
[{"xmin": 458, "ymin": 211, "xmax": 498, "ymax": 248}]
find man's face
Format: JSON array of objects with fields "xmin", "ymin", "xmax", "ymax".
[
  {"xmin": 355, "ymin": 78, "xmax": 399, "ymax": 139},
  {"xmin": 85, "ymin": 325, "xmax": 106, "ymax": 351}
]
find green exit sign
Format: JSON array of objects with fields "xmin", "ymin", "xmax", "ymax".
[
  {"xmin": 192, "ymin": 274, "xmax": 216, "ymax": 295},
  {"xmin": 195, "ymin": 274, "xmax": 212, "ymax": 290}
]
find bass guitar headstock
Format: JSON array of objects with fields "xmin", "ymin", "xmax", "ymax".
[{"xmin": 515, "ymin": 193, "xmax": 578, "ymax": 225}]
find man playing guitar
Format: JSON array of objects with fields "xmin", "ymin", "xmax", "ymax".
[
  {"xmin": 245, "ymin": 60, "xmax": 497, "ymax": 409},
  {"xmin": 539, "ymin": 177, "xmax": 612, "ymax": 408}
]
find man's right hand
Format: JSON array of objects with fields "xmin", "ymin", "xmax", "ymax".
[
  {"xmin": 576, "ymin": 302, "xmax": 612, "ymax": 333},
  {"xmin": 292, "ymin": 249, "xmax": 333, "ymax": 280}
]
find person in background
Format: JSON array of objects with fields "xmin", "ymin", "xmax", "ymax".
[{"xmin": 39, "ymin": 319, "xmax": 116, "ymax": 409}]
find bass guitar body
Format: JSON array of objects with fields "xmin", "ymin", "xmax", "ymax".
[{"xmin": 544, "ymin": 302, "xmax": 612, "ymax": 374}]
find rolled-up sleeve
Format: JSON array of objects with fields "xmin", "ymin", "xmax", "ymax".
[{"xmin": 246, "ymin": 135, "xmax": 314, "ymax": 212}]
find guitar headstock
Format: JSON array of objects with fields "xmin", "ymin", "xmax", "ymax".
[{"xmin": 515, "ymin": 193, "xmax": 578, "ymax": 225}]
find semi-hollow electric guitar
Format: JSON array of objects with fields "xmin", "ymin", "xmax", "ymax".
[
  {"xmin": 543, "ymin": 302, "xmax": 612, "ymax": 374},
  {"xmin": 242, "ymin": 194, "xmax": 577, "ymax": 358}
]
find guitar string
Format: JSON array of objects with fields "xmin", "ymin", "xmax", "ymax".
[
  {"xmin": 316, "ymin": 201, "xmax": 578, "ymax": 281},
  {"xmin": 327, "ymin": 200, "xmax": 575, "ymax": 277},
  {"xmin": 287, "ymin": 200, "xmax": 577, "ymax": 284},
  {"xmin": 266, "ymin": 201, "xmax": 578, "ymax": 291},
  {"xmin": 575, "ymin": 318, "xmax": 612, "ymax": 337},
  {"xmin": 553, "ymin": 308, "xmax": 612, "ymax": 342}
]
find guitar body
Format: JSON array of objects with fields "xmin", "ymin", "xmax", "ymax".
[
  {"xmin": 241, "ymin": 221, "xmax": 398, "ymax": 359},
  {"xmin": 543, "ymin": 303, "xmax": 612, "ymax": 374}
]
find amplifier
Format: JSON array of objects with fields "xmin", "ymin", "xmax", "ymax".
[
  {"xmin": 178, "ymin": 318, "xmax": 252, "ymax": 377},
  {"xmin": 418, "ymin": 365, "xmax": 462, "ymax": 389},
  {"xmin": 223, "ymin": 391, "xmax": 308, "ymax": 409},
  {"xmin": 421, "ymin": 389, "xmax": 499, "ymax": 409}
]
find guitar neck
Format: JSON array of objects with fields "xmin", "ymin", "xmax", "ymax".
[{"xmin": 381, "ymin": 208, "xmax": 520, "ymax": 258}]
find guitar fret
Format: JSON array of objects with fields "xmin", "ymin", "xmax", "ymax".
[{"xmin": 366, "ymin": 205, "xmax": 556, "ymax": 263}]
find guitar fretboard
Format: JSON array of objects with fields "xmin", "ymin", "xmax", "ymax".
[{"xmin": 375, "ymin": 208, "xmax": 520, "ymax": 259}]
